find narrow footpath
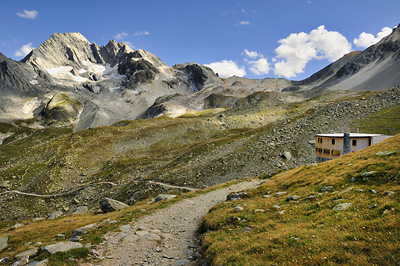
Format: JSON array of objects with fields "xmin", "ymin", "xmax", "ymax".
[{"xmin": 94, "ymin": 179, "xmax": 261, "ymax": 266}]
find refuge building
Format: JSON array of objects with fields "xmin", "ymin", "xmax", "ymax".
[{"xmin": 315, "ymin": 133, "xmax": 392, "ymax": 162}]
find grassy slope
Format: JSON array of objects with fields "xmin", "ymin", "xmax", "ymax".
[{"xmin": 200, "ymin": 134, "xmax": 400, "ymax": 265}]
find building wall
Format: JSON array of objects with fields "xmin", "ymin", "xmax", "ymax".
[
  {"xmin": 315, "ymin": 137, "xmax": 343, "ymax": 160},
  {"xmin": 350, "ymin": 138, "xmax": 371, "ymax": 153}
]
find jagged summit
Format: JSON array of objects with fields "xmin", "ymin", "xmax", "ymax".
[{"xmin": 1, "ymin": 27, "xmax": 400, "ymax": 130}]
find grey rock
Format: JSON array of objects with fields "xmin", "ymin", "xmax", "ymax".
[
  {"xmin": 47, "ymin": 211, "xmax": 62, "ymax": 220},
  {"xmin": 361, "ymin": 171, "xmax": 377, "ymax": 177},
  {"xmin": 227, "ymin": 192, "xmax": 247, "ymax": 201},
  {"xmin": 281, "ymin": 151, "xmax": 292, "ymax": 160},
  {"xmin": 119, "ymin": 224, "xmax": 131, "ymax": 231},
  {"xmin": 43, "ymin": 242, "xmax": 83, "ymax": 254},
  {"xmin": 15, "ymin": 248, "xmax": 39, "ymax": 260},
  {"xmin": 26, "ymin": 260, "xmax": 48, "ymax": 266},
  {"xmin": 12, "ymin": 223, "xmax": 24, "ymax": 230},
  {"xmin": 286, "ymin": 195, "xmax": 300, "ymax": 201},
  {"xmin": 321, "ymin": 186, "xmax": 333, "ymax": 192},
  {"xmin": 100, "ymin": 198, "xmax": 129, "ymax": 213},
  {"xmin": 145, "ymin": 233, "xmax": 161, "ymax": 241},
  {"xmin": 273, "ymin": 205, "xmax": 281, "ymax": 209},
  {"xmin": 263, "ymin": 194, "xmax": 272, "ymax": 198},
  {"xmin": 242, "ymin": 227, "xmax": 254, "ymax": 232},
  {"xmin": 69, "ymin": 236, "xmax": 82, "ymax": 242},
  {"xmin": 71, "ymin": 206, "xmax": 88, "ymax": 215},
  {"xmin": 121, "ymin": 233, "xmax": 139, "ymax": 243},
  {"xmin": 339, "ymin": 187, "xmax": 353, "ymax": 194},
  {"xmin": 0, "ymin": 236, "xmax": 8, "ymax": 252},
  {"xmin": 333, "ymin": 203, "xmax": 352, "ymax": 211},
  {"xmin": 254, "ymin": 209, "xmax": 266, "ymax": 213},
  {"xmin": 370, "ymin": 189, "xmax": 378, "ymax": 194},
  {"xmin": 308, "ymin": 140, "xmax": 316, "ymax": 146},
  {"xmin": 73, "ymin": 223, "xmax": 97, "ymax": 236},
  {"xmin": 384, "ymin": 191, "xmax": 395, "ymax": 196},
  {"xmin": 275, "ymin": 191, "xmax": 287, "ymax": 196},
  {"xmin": 154, "ymin": 194, "xmax": 176, "ymax": 203},
  {"xmin": 234, "ymin": 206, "xmax": 243, "ymax": 212},
  {"xmin": 176, "ymin": 260, "xmax": 190, "ymax": 265},
  {"xmin": 375, "ymin": 151, "xmax": 396, "ymax": 156}
]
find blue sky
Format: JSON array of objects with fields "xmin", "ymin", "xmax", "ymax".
[{"xmin": 1, "ymin": 0, "xmax": 399, "ymax": 81}]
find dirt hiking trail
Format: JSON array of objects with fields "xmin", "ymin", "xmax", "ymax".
[{"xmin": 94, "ymin": 179, "xmax": 262, "ymax": 266}]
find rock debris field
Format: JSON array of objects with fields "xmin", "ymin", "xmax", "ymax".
[{"xmin": 90, "ymin": 180, "xmax": 261, "ymax": 266}]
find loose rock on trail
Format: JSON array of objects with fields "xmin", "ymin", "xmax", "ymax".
[{"xmin": 94, "ymin": 179, "xmax": 261, "ymax": 266}]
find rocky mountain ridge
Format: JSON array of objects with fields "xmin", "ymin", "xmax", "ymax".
[{"xmin": 1, "ymin": 24, "xmax": 399, "ymax": 130}]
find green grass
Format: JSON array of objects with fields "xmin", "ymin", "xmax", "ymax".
[
  {"xmin": 199, "ymin": 134, "xmax": 400, "ymax": 266},
  {"xmin": 351, "ymin": 105, "xmax": 400, "ymax": 135}
]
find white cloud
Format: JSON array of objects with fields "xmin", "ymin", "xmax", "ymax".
[
  {"xmin": 14, "ymin": 43, "xmax": 35, "ymax": 57},
  {"xmin": 353, "ymin": 27, "xmax": 392, "ymax": 48},
  {"xmin": 205, "ymin": 60, "xmax": 246, "ymax": 78},
  {"xmin": 114, "ymin": 31, "xmax": 128, "ymax": 40},
  {"xmin": 124, "ymin": 41, "xmax": 135, "ymax": 49},
  {"xmin": 133, "ymin": 31, "xmax": 150, "ymax": 36},
  {"xmin": 273, "ymin": 25, "xmax": 352, "ymax": 78},
  {"xmin": 16, "ymin": 10, "xmax": 38, "ymax": 19},
  {"xmin": 243, "ymin": 49, "xmax": 261, "ymax": 58},
  {"xmin": 248, "ymin": 58, "xmax": 270, "ymax": 75},
  {"xmin": 237, "ymin": 21, "xmax": 250, "ymax": 26}
]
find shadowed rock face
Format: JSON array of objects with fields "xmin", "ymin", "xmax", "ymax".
[{"xmin": 41, "ymin": 92, "xmax": 83, "ymax": 126}]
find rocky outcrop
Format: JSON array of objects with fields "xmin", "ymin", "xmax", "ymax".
[
  {"xmin": 43, "ymin": 241, "xmax": 83, "ymax": 254},
  {"xmin": 41, "ymin": 92, "xmax": 83, "ymax": 126},
  {"xmin": 100, "ymin": 198, "xmax": 129, "ymax": 213}
]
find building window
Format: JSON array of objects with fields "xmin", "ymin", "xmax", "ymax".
[
  {"xmin": 318, "ymin": 148, "xmax": 322, "ymax": 153},
  {"xmin": 324, "ymin": 149, "xmax": 330, "ymax": 154},
  {"xmin": 352, "ymin": 139, "xmax": 357, "ymax": 146},
  {"xmin": 331, "ymin": 150, "xmax": 340, "ymax": 156},
  {"xmin": 317, "ymin": 138, "xmax": 322, "ymax": 143},
  {"xmin": 332, "ymin": 139, "xmax": 335, "ymax": 145}
]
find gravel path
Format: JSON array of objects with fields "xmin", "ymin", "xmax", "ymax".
[{"xmin": 94, "ymin": 179, "xmax": 261, "ymax": 266}]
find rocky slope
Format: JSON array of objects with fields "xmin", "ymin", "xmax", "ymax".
[
  {"xmin": 0, "ymin": 86, "xmax": 398, "ymax": 220},
  {"xmin": 1, "ymin": 24, "xmax": 400, "ymax": 130},
  {"xmin": 289, "ymin": 24, "xmax": 400, "ymax": 92}
]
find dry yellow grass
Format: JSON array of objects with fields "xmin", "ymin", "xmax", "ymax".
[{"xmin": 200, "ymin": 134, "xmax": 400, "ymax": 265}]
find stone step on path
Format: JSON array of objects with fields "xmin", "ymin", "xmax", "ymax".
[{"xmin": 94, "ymin": 179, "xmax": 262, "ymax": 266}]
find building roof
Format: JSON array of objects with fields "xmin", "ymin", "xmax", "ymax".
[{"xmin": 315, "ymin": 133, "xmax": 390, "ymax": 138}]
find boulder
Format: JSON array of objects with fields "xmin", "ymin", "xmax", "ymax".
[
  {"xmin": 26, "ymin": 260, "xmax": 48, "ymax": 266},
  {"xmin": 234, "ymin": 206, "xmax": 244, "ymax": 212},
  {"xmin": 47, "ymin": 211, "xmax": 62, "ymax": 220},
  {"xmin": 286, "ymin": 195, "xmax": 300, "ymax": 201},
  {"xmin": 154, "ymin": 194, "xmax": 176, "ymax": 203},
  {"xmin": 227, "ymin": 192, "xmax": 247, "ymax": 201},
  {"xmin": 333, "ymin": 203, "xmax": 352, "ymax": 211},
  {"xmin": 43, "ymin": 242, "xmax": 83, "ymax": 254},
  {"xmin": 100, "ymin": 198, "xmax": 129, "ymax": 213},
  {"xmin": 71, "ymin": 206, "xmax": 88, "ymax": 215},
  {"xmin": 15, "ymin": 248, "xmax": 39, "ymax": 261},
  {"xmin": 0, "ymin": 236, "xmax": 8, "ymax": 252},
  {"xmin": 73, "ymin": 223, "xmax": 97, "ymax": 236},
  {"xmin": 281, "ymin": 151, "xmax": 292, "ymax": 160}
]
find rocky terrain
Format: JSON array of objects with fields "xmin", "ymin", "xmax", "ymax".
[
  {"xmin": 0, "ymin": 23, "xmax": 399, "ymax": 266},
  {"xmin": 1, "ymin": 24, "xmax": 400, "ymax": 131}
]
